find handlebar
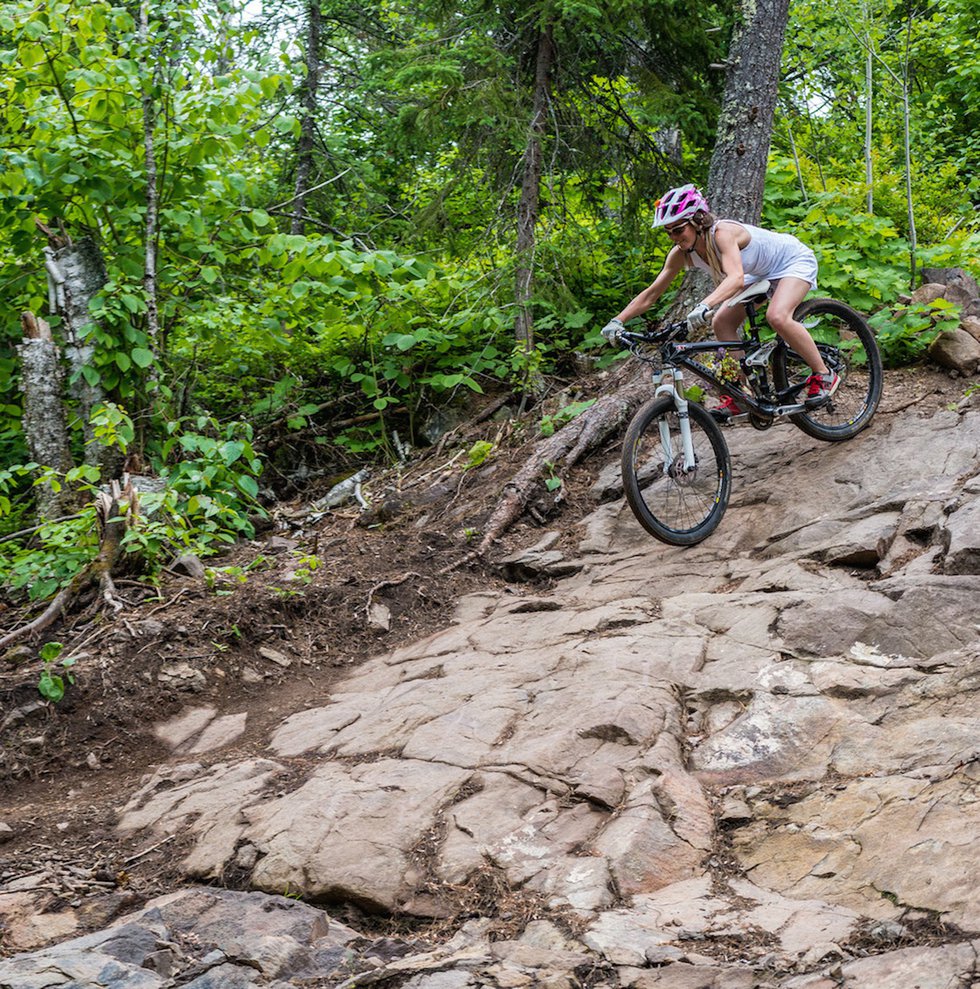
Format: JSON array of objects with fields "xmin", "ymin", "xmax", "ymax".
[{"xmin": 619, "ymin": 319, "xmax": 689, "ymax": 349}]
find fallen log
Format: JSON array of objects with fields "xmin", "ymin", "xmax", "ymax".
[{"xmin": 476, "ymin": 363, "xmax": 650, "ymax": 555}]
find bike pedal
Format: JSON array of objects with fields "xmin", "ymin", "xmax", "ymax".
[{"xmin": 712, "ymin": 411, "xmax": 750, "ymax": 425}]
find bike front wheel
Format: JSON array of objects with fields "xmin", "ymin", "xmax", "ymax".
[
  {"xmin": 775, "ymin": 297, "xmax": 883, "ymax": 442},
  {"xmin": 622, "ymin": 396, "xmax": 732, "ymax": 546}
]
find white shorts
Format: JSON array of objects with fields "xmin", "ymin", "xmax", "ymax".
[{"xmin": 766, "ymin": 247, "xmax": 818, "ymax": 291}]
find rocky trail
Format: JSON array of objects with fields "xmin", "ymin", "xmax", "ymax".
[{"xmin": 1, "ymin": 366, "xmax": 979, "ymax": 989}]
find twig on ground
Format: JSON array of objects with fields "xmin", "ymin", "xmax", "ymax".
[
  {"xmin": 147, "ymin": 588, "xmax": 190, "ymax": 616},
  {"xmin": 124, "ymin": 834, "xmax": 176, "ymax": 865},
  {"xmin": 366, "ymin": 571, "xmax": 422, "ymax": 612}
]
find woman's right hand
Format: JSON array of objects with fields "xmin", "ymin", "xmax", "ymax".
[{"xmin": 600, "ymin": 318, "xmax": 625, "ymax": 344}]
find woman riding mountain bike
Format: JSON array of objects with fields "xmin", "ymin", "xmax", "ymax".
[{"xmin": 601, "ymin": 184, "xmax": 838, "ymax": 415}]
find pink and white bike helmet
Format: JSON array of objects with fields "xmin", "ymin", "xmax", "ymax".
[{"xmin": 652, "ymin": 184, "xmax": 710, "ymax": 228}]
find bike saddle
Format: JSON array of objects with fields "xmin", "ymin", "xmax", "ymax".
[{"xmin": 725, "ymin": 280, "xmax": 771, "ymax": 307}]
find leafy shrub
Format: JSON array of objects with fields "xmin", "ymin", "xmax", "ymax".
[
  {"xmin": 868, "ymin": 298, "xmax": 961, "ymax": 367},
  {"xmin": 0, "ymin": 409, "xmax": 265, "ymax": 602}
]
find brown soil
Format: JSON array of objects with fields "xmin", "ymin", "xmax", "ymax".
[{"xmin": 0, "ymin": 363, "xmax": 971, "ymax": 950}]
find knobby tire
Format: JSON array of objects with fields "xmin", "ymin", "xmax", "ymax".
[
  {"xmin": 622, "ymin": 396, "xmax": 732, "ymax": 546},
  {"xmin": 776, "ymin": 298, "xmax": 883, "ymax": 442}
]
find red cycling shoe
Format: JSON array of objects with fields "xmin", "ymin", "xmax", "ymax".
[{"xmin": 709, "ymin": 394, "xmax": 741, "ymax": 421}]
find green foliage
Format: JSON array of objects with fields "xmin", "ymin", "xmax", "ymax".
[
  {"xmin": 869, "ymin": 298, "xmax": 961, "ymax": 367},
  {"xmin": 463, "ymin": 441, "xmax": 494, "ymax": 469},
  {"xmin": 544, "ymin": 461, "xmax": 563, "ymax": 492},
  {"xmin": 539, "ymin": 399, "xmax": 596, "ymax": 437},
  {"xmin": 128, "ymin": 415, "xmax": 265, "ymax": 559},
  {"xmin": 38, "ymin": 641, "xmax": 75, "ymax": 703},
  {"xmin": 0, "ymin": 409, "xmax": 265, "ymax": 602},
  {"xmin": 0, "ymin": 502, "xmax": 100, "ymax": 600}
]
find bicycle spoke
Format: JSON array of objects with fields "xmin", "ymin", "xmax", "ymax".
[
  {"xmin": 622, "ymin": 398, "xmax": 731, "ymax": 545},
  {"xmin": 776, "ymin": 299, "xmax": 882, "ymax": 442}
]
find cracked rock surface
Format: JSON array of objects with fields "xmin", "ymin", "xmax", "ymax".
[{"xmin": 3, "ymin": 404, "xmax": 980, "ymax": 987}]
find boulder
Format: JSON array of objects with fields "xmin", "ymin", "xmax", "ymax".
[
  {"xmin": 920, "ymin": 266, "xmax": 980, "ymax": 306},
  {"xmin": 928, "ymin": 326, "xmax": 980, "ymax": 372},
  {"xmin": 910, "ymin": 282, "xmax": 947, "ymax": 305}
]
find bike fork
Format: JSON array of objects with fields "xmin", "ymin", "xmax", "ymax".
[{"xmin": 653, "ymin": 370, "xmax": 696, "ymax": 473}]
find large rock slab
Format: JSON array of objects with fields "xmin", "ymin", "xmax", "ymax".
[
  {"xmin": 0, "ymin": 886, "xmax": 359, "ymax": 989},
  {"xmin": 89, "ymin": 404, "xmax": 980, "ymax": 985}
]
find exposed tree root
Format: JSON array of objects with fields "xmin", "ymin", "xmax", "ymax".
[
  {"xmin": 476, "ymin": 367, "xmax": 650, "ymax": 555},
  {"xmin": 0, "ymin": 479, "xmax": 138, "ymax": 653}
]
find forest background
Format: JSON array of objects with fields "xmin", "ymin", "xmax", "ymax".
[{"xmin": 1, "ymin": 0, "xmax": 978, "ymax": 606}]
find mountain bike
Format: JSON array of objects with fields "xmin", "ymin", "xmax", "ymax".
[{"xmin": 617, "ymin": 280, "xmax": 883, "ymax": 546}]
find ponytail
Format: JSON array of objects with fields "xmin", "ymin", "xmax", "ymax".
[{"xmin": 684, "ymin": 209, "xmax": 726, "ymax": 285}]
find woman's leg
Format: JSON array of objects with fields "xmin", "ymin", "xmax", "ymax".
[
  {"xmin": 707, "ymin": 304, "xmax": 746, "ymax": 410},
  {"xmin": 766, "ymin": 277, "xmax": 828, "ymax": 374},
  {"xmin": 711, "ymin": 302, "xmax": 745, "ymax": 343}
]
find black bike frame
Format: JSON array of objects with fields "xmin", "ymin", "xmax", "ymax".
[{"xmin": 625, "ymin": 316, "xmax": 810, "ymax": 420}]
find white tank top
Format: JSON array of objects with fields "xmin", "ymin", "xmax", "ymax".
[{"xmin": 690, "ymin": 220, "xmax": 817, "ymax": 287}]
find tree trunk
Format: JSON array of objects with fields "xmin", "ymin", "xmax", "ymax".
[
  {"xmin": 17, "ymin": 313, "xmax": 75, "ymax": 519},
  {"xmin": 292, "ymin": 0, "xmax": 322, "ymax": 236},
  {"xmin": 513, "ymin": 25, "xmax": 555, "ymax": 354},
  {"xmin": 140, "ymin": 1, "xmax": 162, "ymax": 372},
  {"xmin": 865, "ymin": 49, "xmax": 873, "ymax": 214},
  {"xmin": 44, "ymin": 237, "xmax": 109, "ymax": 467},
  {"xmin": 707, "ymin": 0, "xmax": 791, "ymax": 223}
]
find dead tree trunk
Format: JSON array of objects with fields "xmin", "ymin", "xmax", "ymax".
[
  {"xmin": 17, "ymin": 313, "xmax": 75, "ymax": 519},
  {"xmin": 0, "ymin": 479, "xmax": 138, "ymax": 652},
  {"xmin": 477, "ymin": 365, "xmax": 649, "ymax": 554},
  {"xmin": 513, "ymin": 24, "xmax": 555, "ymax": 356}
]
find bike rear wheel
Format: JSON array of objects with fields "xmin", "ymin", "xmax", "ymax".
[
  {"xmin": 774, "ymin": 297, "xmax": 883, "ymax": 442},
  {"xmin": 622, "ymin": 396, "xmax": 732, "ymax": 546}
]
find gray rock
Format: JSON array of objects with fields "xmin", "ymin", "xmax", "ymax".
[
  {"xmin": 944, "ymin": 488, "xmax": 980, "ymax": 573},
  {"xmin": 920, "ymin": 266, "xmax": 980, "ymax": 304},
  {"xmin": 14, "ymin": 401, "xmax": 980, "ymax": 987},
  {"xmin": 172, "ymin": 553, "xmax": 207, "ymax": 578},
  {"xmin": 929, "ymin": 327, "xmax": 980, "ymax": 373}
]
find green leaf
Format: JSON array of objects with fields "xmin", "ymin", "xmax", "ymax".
[
  {"xmin": 220, "ymin": 440, "xmax": 245, "ymax": 465},
  {"xmin": 38, "ymin": 672, "xmax": 65, "ymax": 703},
  {"xmin": 40, "ymin": 641, "xmax": 64, "ymax": 662},
  {"xmin": 236, "ymin": 474, "xmax": 259, "ymax": 498},
  {"xmin": 131, "ymin": 348, "xmax": 154, "ymax": 368}
]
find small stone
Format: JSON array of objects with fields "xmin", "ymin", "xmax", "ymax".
[
  {"xmin": 86, "ymin": 752, "xmax": 100, "ymax": 770},
  {"xmin": 258, "ymin": 646, "xmax": 292, "ymax": 668},
  {"xmin": 235, "ymin": 843, "xmax": 259, "ymax": 869},
  {"xmin": 368, "ymin": 602, "xmax": 391, "ymax": 632},
  {"xmin": 158, "ymin": 662, "xmax": 207, "ymax": 692},
  {"xmin": 0, "ymin": 822, "xmax": 15, "ymax": 843},
  {"xmin": 869, "ymin": 920, "xmax": 908, "ymax": 942},
  {"xmin": 172, "ymin": 553, "xmax": 206, "ymax": 578}
]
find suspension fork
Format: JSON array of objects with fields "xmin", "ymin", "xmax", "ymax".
[{"xmin": 653, "ymin": 369, "xmax": 696, "ymax": 472}]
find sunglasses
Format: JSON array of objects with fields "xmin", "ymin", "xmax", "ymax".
[{"xmin": 665, "ymin": 222, "xmax": 690, "ymax": 238}]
